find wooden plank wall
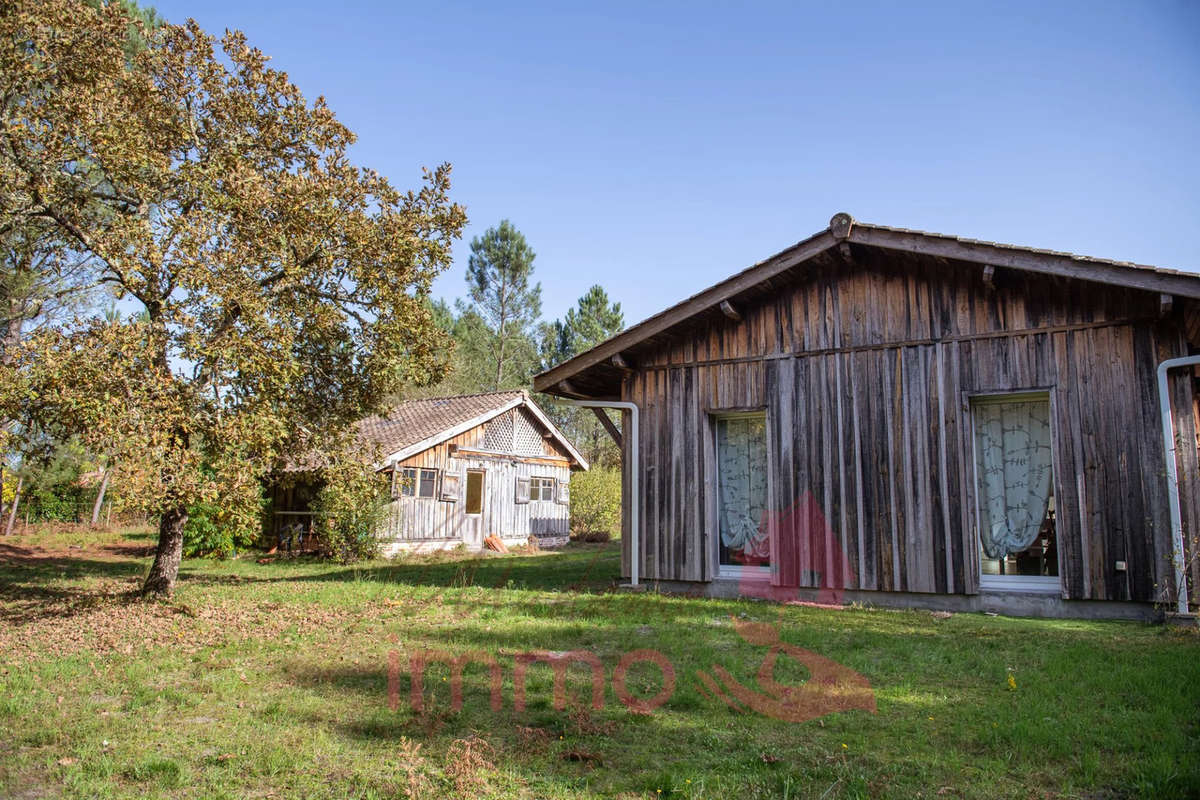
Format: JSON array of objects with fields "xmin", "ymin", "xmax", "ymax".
[
  {"xmin": 384, "ymin": 457, "xmax": 570, "ymax": 545},
  {"xmin": 385, "ymin": 412, "xmax": 572, "ymax": 545},
  {"xmin": 620, "ymin": 250, "xmax": 1199, "ymax": 603}
]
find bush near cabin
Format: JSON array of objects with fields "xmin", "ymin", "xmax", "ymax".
[
  {"xmin": 569, "ymin": 467, "xmax": 620, "ymax": 542},
  {"xmin": 310, "ymin": 450, "xmax": 390, "ymax": 563}
]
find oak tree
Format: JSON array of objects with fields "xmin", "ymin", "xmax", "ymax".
[{"xmin": 0, "ymin": 1, "xmax": 465, "ymax": 592}]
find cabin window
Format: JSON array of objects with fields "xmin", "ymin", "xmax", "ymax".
[
  {"xmin": 715, "ymin": 414, "xmax": 771, "ymax": 569},
  {"xmin": 971, "ymin": 394, "xmax": 1059, "ymax": 591},
  {"xmin": 530, "ymin": 476, "xmax": 555, "ymax": 501},
  {"xmin": 399, "ymin": 467, "xmax": 438, "ymax": 499},
  {"xmin": 465, "ymin": 469, "xmax": 485, "ymax": 515}
]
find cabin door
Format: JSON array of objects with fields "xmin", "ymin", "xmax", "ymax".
[{"xmin": 463, "ymin": 469, "xmax": 486, "ymax": 547}]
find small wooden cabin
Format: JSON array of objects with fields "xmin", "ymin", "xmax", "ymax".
[
  {"xmin": 534, "ymin": 213, "xmax": 1200, "ymax": 619},
  {"xmin": 270, "ymin": 391, "xmax": 588, "ymax": 554}
]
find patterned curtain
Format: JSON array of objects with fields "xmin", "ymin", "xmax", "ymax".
[
  {"xmin": 717, "ymin": 417, "xmax": 770, "ymax": 563},
  {"xmin": 974, "ymin": 400, "xmax": 1053, "ymax": 560}
]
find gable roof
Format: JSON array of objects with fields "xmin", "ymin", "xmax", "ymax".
[
  {"xmin": 359, "ymin": 390, "xmax": 588, "ymax": 470},
  {"xmin": 533, "ymin": 212, "xmax": 1200, "ymax": 398}
]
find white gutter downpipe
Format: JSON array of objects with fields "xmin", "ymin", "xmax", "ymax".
[
  {"xmin": 559, "ymin": 399, "xmax": 639, "ymax": 587},
  {"xmin": 1157, "ymin": 356, "xmax": 1198, "ymax": 615}
]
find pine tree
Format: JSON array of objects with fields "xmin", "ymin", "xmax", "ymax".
[
  {"xmin": 461, "ymin": 221, "xmax": 542, "ymax": 390},
  {"xmin": 538, "ymin": 285, "xmax": 624, "ymax": 466}
]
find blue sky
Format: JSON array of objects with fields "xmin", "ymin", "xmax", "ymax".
[{"xmin": 151, "ymin": 0, "xmax": 1200, "ymax": 327}]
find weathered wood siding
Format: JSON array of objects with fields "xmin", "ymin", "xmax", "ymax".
[
  {"xmin": 384, "ymin": 407, "xmax": 573, "ymax": 546},
  {"xmin": 620, "ymin": 249, "xmax": 1200, "ymax": 603}
]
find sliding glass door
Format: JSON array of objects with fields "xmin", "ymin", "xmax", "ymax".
[
  {"xmin": 716, "ymin": 414, "xmax": 771, "ymax": 572},
  {"xmin": 971, "ymin": 394, "xmax": 1059, "ymax": 592}
]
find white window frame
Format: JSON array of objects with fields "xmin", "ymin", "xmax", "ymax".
[
  {"xmin": 399, "ymin": 467, "xmax": 439, "ymax": 499},
  {"xmin": 711, "ymin": 410, "xmax": 774, "ymax": 580},
  {"xmin": 968, "ymin": 390, "xmax": 1062, "ymax": 595},
  {"xmin": 530, "ymin": 476, "xmax": 555, "ymax": 502}
]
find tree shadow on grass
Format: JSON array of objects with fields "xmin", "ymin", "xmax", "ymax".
[
  {"xmin": 0, "ymin": 539, "xmax": 147, "ymax": 571},
  {"xmin": 278, "ymin": 614, "xmax": 885, "ymax": 798},
  {"xmin": 0, "ymin": 543, "xmax": 147, "ymax": 624},
  {"xmin": 321, "ymin": 547, "xmax": 621, "ymax": 594},
  {"xmin": 179, "ymin": 543, "xmax": 623, "ymax": 596}
]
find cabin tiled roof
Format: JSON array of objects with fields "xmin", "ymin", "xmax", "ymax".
[
  {"xmin": 282, "ymin": 390, "xmax": 585, "ymax": 474},
  {"xmin": 356, "ymin": 390, "xmax": 525, "ymax": 458}
]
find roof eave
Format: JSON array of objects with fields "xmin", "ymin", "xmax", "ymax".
[
  {"xmin": 533, "ymin": 228, "xmax": 839, "ymax": 395},
  {"xmin": 848, "ymin": 224, "xmax": 1200, "ymax": 300},
  {"xmin": 534, "ymin": 214, "xmax": 1200, "ymax": 396}
]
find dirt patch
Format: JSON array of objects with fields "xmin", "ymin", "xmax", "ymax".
[
  {"xmin": 101, "ymin": 542, "xmax": 157, "ymax": 558},
  {"xmin": 0, "ymin": 542, "xmax": 378, "ymax": 665},
  {"xmin": 0, "ymin": 535, "xmax": 152, "ymax": 565},
  {"xmin": 0, "ymin": 542, "xmax": 61, "ymax": 564}
]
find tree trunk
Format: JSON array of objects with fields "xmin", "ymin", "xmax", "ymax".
[
  {"xmin": 90, "ymin": 467, "xmax": 110, "ymax": 527},
  {"xmin": 494, "ymin": 337, "xmax": 505, "ymax": 390},
  {"xmin": 4, "ymin": 475, "xmax": 23, "ymax": 536},
  {"xmin": 142, "ymin": 507, "xmax": 187, "ymax": 595}
]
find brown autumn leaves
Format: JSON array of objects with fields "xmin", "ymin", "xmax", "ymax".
[{"xmin": 0, "ymin": 1, "xmax": 467, "ymax": 592}]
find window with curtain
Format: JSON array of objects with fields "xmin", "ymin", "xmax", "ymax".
[
  {"xmin": 716, "ymin": 414, "xmax": 770, "ymax": 568},
  {"xmin": 972, "ymin": 396, "xmax": 1058, "ymax": 578}
]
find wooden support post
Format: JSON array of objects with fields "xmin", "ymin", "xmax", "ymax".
[
  {"xmin": 982, "ymin": 264, "xmax": 996, "ymax": 290},
  {"xmin": 590, "ymin": 407, "xmax": 623, "ymax": 448},
  {"xmin": 1160, "ymin": 293, "xmax": 1174, "ymax": 318},
  {"xmin": 838, "ymin": 241, "xmax": 856, "ymax": 265},
  {"xmin": 719, "ymin": 300, "xmax": 742, "ymax": 322}
]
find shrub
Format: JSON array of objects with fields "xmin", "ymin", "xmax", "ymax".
[
  {"xmin": 25, "ymin": 484, "xmax": 84, "ymax": 522},
  {"xmin": 569, "ymin": 466, "xmax": 621, "ymax": 540},
  {"xmin": 183, "ymin": 483, "xmax": 265, "ymax": 558},
  {"xmin": 311, "ymin": 448, "xmax": 390, "ymax": 563}
]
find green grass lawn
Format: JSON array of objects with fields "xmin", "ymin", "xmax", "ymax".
[{"xmin": 1, "ymin": 527, "xmax": 1198, "ymax": 799}]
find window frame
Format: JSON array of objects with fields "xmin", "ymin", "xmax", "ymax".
[
  {"xmin": 711, "ymin": 409, "xmax": 773, "ymax": 580},
  {"xmin": 530, "ymin": 476, "xmax": 555, "ymax": 502},
  {"xmin": 398, "ymin": 467, "xmax": 439, "ymax": 499},
  {"xmin": 465, "ymin": 469, "xmax": 486, "ymax": 515},
  {"xmin": 967, "ymin": 390, "xmax": 1062, "ymax": 595}
]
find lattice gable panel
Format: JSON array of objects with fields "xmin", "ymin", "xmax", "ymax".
[
  {"xmin": 512, "ymin": 407, "xmax": 548, "ymax": 456},
  {"xmin": 481, "ymin": 410, "xmax": 513, "ymax": 452}
]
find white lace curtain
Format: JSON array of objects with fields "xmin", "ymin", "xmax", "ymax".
[
  {"xmin": 717, "ymin": 416, "xmax": 770, "ymax": 563},
  {"xmin": 974, "ymin": 399, "xmax": 1053, "ymax": 560}
]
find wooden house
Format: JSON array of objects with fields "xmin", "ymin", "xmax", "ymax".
[
  {"xmin": 270, "ymin": 391, "xmax": 588, "ymax": 554},
  {"xmin": 534, "ymin": 213, "xmax": 1200, "ymax": 619}
]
